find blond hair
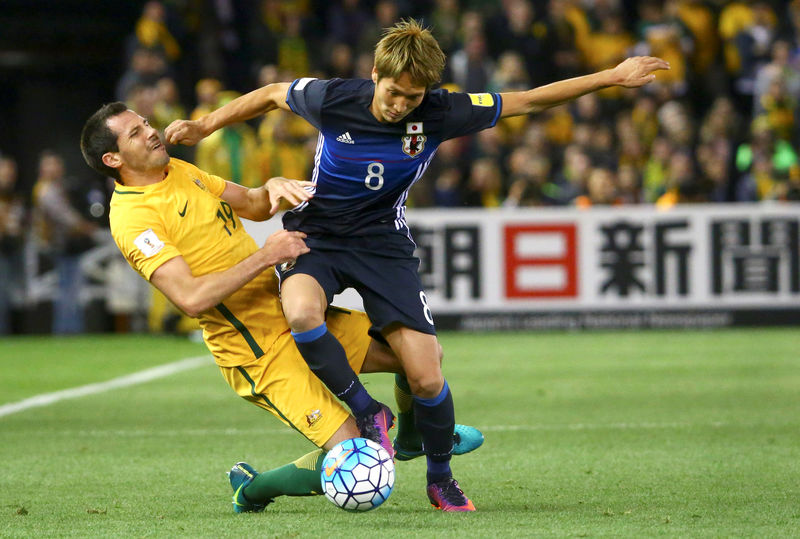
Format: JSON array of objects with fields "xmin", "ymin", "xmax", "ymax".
[{"xmin": 374, "ymin": 19, "xmax": 446, "ymax": 88}]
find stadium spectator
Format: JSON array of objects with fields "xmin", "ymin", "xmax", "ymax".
[
  {"xmin": 323, "ymin": 42, "xmax": 356, "ymax": 79},
  {"xmin": 197, "ymin": 0, "xmax": 252, "ymax": 92},
  {"xmin": 248, "ymin": 0, "xmax": 284, "ymax": 69},
  {"xmin": 554, "ymin": 144, "xmax": 594, "ymax": 204},
  {"xmin": 447, "ymin": 23, "xmax": 495, "ymax": 93},
  {"xmin": 753, "ymin": 40, "xmax": 800, "ymax": 116},
  {"xmin": 779, "ymin": 163, "xmax": 800, "ymax": 201},
  {"xmin": 485, "ymin": 0, "xmax": 551, "ymax": 86},
  {"xmin": 616, "ymin": 162, "xmax": 644, "ymax": 203},
  {"xmin": 124, "ymin": 84, "xmax": 160, "ymax": 125},
  {"xmin": 656, "ymin": 148, "xmax": 701, "ymax": 207},
  {"xmin": 0, "ymin": 156, "xmax": 26, "ymax": 334},
  {"xmin": 541, "ymin": 0, "xmax": 585, "ymax": 80},
  {"xmin": 757, "ymin": 75, "xmax": 797, "ymax": 141},
  {"xmin": 643, "ymin": 135, "xmax": 673, "ymax": 202},
  {"xmin": 189, "ymin": 78, "xmax": 222, "ymax": 121},
  {"xmin": 674, "ymin": 0, "xmax": 718, "ymax": 75},
  {"xmin": 697, "ymin": 140, "xmax": 734, "ymax": 202},
  {"xmin": 582, "ymin": 9, "xmax": 636, "ymax": 101},
  {"xmin": 504, "ymin": 148, "xmax": 560, "ymax": 207},
  {"xmin": 276, "ymin": 10, "xmax": 311, "ymax": 77},
  {"xmin": 32, "ymin": 151, "xmax": 99, "ymax": 334},
  {"xmin": 616, "ymin": 114, "xmax": 649, "ymax": 171},
  {"xmin": 735, "ymin": 115, "xmax": 799, "ymax": 196},
  {"xmin": 115, "ymin": 48, "xmax": 168, "ymax": 102},
  {"xmin": 463, "ymin": 157, "xmax": 503, "ymax": 208},
  {"xmin": 574, "ymin": 166, "xmax": 620, "ymax": 208},
  {"xmin": 428, "ymin": 0, "xmax": 461, "ymax": 55},
  {"xmin": 326, "ymin": 0, "xmax": 372, "ymax": 51},
  {"xmin": 152, "ymin": 77, "xmax": 186, "ymax": 130},
  {"xmin": 719, "ymin": 0, "xmax": 779, "ymax": 110},
  {"xmin": 130, "ymin": 1, "xmax": 180, "ymax": 63},
  {"xmin": 356, "ymin": 0, "xmax": 401, "ymax": 57},
  {"xmin": 657, "ymin": 99, "xmax": 694, "ymax": 150},
  {"xmin": 633, "ymin": 0, "xmax": 692, "ymax": 99}
]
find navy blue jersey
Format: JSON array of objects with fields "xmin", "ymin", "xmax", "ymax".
[{"xmin": 284, "ymin": 77, "xmax": 502, "ymax": 236}]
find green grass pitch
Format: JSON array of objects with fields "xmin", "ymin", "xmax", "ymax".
[{"xmin": 1, "ymin": 329, "xmax": 799, "ymax": 537}]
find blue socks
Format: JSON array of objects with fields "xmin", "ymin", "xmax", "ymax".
[
  {"xmin": 292, "ymin": 323, "xmax": 377, "ymax": 416},
  {"xmin": 414, "ymin": 380, "xmax": 455, "ymax": 484}
]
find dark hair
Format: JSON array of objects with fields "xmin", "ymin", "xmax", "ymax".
[{"xmin": 80, "ymin": 102, "xmax": 128, "ymax": 181}]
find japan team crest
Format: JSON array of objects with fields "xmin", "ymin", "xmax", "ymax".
[
  {"xmin": 402, "ymin": 134, "xmax": 426, "ymax": 157},
  {"xmin": 402, "ymin": 121, "xmax": 426, "ymax": 157}
]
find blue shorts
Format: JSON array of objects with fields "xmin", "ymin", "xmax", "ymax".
[{"xmin": 276, "ymin": 233, "xmax": 436, "ymax": 336}]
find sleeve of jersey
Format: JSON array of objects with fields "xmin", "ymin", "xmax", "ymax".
[
  {"xmin": 198, "ymin": 169, "xmax": 227, "ymax": 198},
  {"xmin": 285, "ymin": 78, "xmax": 328, "ymax": 130},
  {"xmin": 441, "ymin": 91, "xmax": 503, "ymax": 140},
  {"xmin": 112, "ymin": 207, "xmax": 182, "ymax": 281}
]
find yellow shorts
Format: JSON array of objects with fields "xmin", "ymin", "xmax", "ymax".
[{"xmin": 219, "ymin": 307, "xmax": 372, "ymax": 447}]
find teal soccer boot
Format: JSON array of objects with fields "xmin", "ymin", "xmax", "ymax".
[{"xmin": 394, "ymin": 424, "xmax": 485, "ymax": 461}]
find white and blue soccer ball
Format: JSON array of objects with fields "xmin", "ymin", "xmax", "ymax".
[{"xmin": 320, "ymin": 437, "xmax": 395, "ymax": 512}]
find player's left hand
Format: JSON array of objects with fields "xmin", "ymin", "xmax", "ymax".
[
  {"xmin": 611, "ymin": 56, "xmax": 670, "ymax": 88},
  {"xmin": 265, "ymin": 176, "xmax": 315, "ymax": 214}
]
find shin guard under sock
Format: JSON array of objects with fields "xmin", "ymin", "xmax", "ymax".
[
  {"xmin": 413, "ymin": 380, "xmax": 455, "ymax": 484},
  {"xmin": 292, "ymin": 323, "xmax": 376, "ymax": 415}
]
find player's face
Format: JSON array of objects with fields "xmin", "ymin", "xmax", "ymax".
[
  {"xmin": 106, "ymin": 110, "xmax": 170, "ymax": 174},
  {"xmin": 370, "ymin": 69, "xmax": 426, "ymax": 123}
]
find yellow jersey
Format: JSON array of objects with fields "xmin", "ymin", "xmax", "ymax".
[{"xmin": 109, "ymin": 158, "xmax": 289, "ymax": 367}]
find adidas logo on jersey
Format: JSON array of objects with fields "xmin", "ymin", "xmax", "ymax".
[{"xmin": 336, "ymin": 132, "xmax": 355, "ymax": 144}]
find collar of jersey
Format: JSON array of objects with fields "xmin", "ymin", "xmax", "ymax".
[{"xmin": 113, "ymin": 166, "xmax": 173, "ymax": 195}]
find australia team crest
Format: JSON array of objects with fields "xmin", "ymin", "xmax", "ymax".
[{"xmin": 402, "ymin": 121, "xmax": 426, "ymax": 157}]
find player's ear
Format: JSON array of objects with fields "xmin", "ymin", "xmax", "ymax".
[
  {"xmin": 371, "ymin": 67, "xmax": 378, "ymax": 84},
  {"xmin": 102, "ymin": 152, "xmax": 122, "ymax": 170}
]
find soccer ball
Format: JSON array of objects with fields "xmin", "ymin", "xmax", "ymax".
[{"xmin": 320, "ymin": 437, "xmax": 395, "ymax": 512}]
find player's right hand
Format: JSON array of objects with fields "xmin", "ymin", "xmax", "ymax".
[
  {"xmin": 262, "ymin": 230, "xmax": 309, "ymax": 266},
  {"xmin": 165, "ymin": 119, "xmax": 206, "ymax": 146}
]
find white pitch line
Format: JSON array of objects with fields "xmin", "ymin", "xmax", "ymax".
[{"xmin": 0, "ymin": 355, "xmax": 211, "ymax": 418}]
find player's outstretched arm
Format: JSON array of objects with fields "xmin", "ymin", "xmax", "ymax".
[
  {"xmin": 499, "ymin": 56, "xmax": 669, "ymax": 118},
  {"xmin": 164, "ymin": 82, "xmax": 293, "ymax": 146},
  {"xmin": 150, "ymin": 229, "xmax": 309, "ymax": 317},
  {"xmin": 221, "ymin": 177, "xmax": 315, "ymax": 221}
]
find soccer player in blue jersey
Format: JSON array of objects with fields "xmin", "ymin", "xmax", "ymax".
[{"xmin": 166, "ymin": 19, "xmax": 669, "ymax": 511}]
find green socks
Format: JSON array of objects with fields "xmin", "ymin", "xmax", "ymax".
[
  {"xmin": 393, "ymin": 373, "xmax": 422, "ymax": 450},
  {"xmin": 244, "ymin": 449, "xmax": 324, "ymax": 502}
]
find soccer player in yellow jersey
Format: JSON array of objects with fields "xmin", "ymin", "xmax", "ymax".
[{"xmin": 80, "ymin": 102, "xmax": 483, "ymax": 513}]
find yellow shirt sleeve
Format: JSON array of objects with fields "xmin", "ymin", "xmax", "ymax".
[
  {"xmin": 112, "ymin": 204, "xmax": 182, "ymax": 281},
  {"xmin": 193, "ymin": 165, "xmax": 227, "ymax": 198}
]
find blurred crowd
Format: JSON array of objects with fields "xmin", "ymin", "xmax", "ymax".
[
  {"xmin": 2, "ymin": 0, "xmax": 800, "ymax": 334},
  {"xmin": 104, "ymin": 0, "xmax": 800, "ymax": 208}
]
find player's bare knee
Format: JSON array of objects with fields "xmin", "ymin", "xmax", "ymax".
[
  {"xmin": 284, "ymin": 303, "xmax": 325, "ymax": 332},
  {"xmin": 407, "ymin": 372, "xmax": 444, "ymax": 399}
]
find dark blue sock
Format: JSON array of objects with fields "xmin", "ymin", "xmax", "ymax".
[
  {"xmin": 292, "ymin": 323, "xmax": 377, "ymax": 416},
  {"xmin": 414, "ymin": 380, "xmax": 455, "ymax": 484},
  {"xmin": 425, "ymin": 457, "xmax": 451, "ymax": 483}
]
